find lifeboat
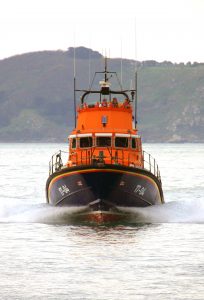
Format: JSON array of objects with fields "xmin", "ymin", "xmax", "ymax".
[{"xmin": 46, "ymin": 58, "xmax": 164, "ymax": 224}]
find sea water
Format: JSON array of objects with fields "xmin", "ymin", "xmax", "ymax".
[{"xmin": 0, "ymin": 143, "xmax": 204, "ymax": 300}]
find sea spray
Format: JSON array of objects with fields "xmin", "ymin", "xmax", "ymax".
[
  {"xmin": 0, "ymin": 203, "xmax": 87, "ymax": 224},
  {"xmin": 121, "ymin": 199, "xmax": 204, "ymax": 224},
  {"xmin": 0, "ymin": 199, "xmax": 204, "ymax": 224}
]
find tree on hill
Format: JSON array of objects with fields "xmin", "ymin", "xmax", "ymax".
[{"xmin": 66, "ymin": 47, "xmax": 102, "ymax": 59}]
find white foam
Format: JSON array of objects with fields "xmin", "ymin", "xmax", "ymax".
[
  {"xmin": 121, "ymin": 199, "xmax": 204, "ymax": 223},
  {"xmin": 0, "ymin": 203, "xmax": 87, "ymax": 224},
  {"xmin": 0, "ymin": 199, "xmax": 204, "ymax": 224}
]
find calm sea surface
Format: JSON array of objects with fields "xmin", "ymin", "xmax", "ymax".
[{"xmin": 0, "ymin": 143, "xmax": 204, "ymax": 299}]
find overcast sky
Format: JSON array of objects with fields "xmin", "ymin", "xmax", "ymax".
[{"xmin": 0, "ymin": 0, "xmax": 203, "ymax": 62}]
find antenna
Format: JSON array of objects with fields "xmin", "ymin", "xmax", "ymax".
[
  {"xmin": 134, "ymin": 18, "xmax": 138, "ymax": 73},
  {"xmin": 73, "ymin": 41, "xmax": 77, "ymax": 128},
  {"xmin": 88, "ymin": 39, "xmax": 92, "ymax": 89},
  {"xmin": 104, "ymin": 55, "xmax": 108, "ymax": 82},
  {"xmin": 120, "ymin": 40, "xmax": 123, "ymax": 86},
  {"xmin": 88, "ymin": 48, "xmax": 91, "ymax": 89},
  {"xmin": 134, "ymin": 71, "xmax": 138, "ymax": 127},
  {"xmin": 134, "ymin": 18, "xmax": 138, "ymax": 128},
  {"xmin": 101, "ymin": 48, "xmax": 105, "ymax": 71}
]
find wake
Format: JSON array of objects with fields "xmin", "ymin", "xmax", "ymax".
[
  {"xmin": 0, "ymin": 203, "xmax": 86, "ymax": 224},
  {"xmin": 0, "ymin": 199, "xmax": 204, "ymax": 224},
  {"xmin": 122, "ymin": 199, "xmax": 204, "ymax": 224}
]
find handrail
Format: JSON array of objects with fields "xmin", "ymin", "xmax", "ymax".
[
  {"xmin": 49, "ymin": 150, "xmax": 68, "ymax": 175},
  {"xmin": 142, "ymin": 150, "xmax": 161, "ymax": 181},
  {"xmin": 80, "ymin": 90, "xmax": 130, "ymax": 104},
  {"xmin": 49, "ymin": 148, "xmax": 161, "ymax": 182}
]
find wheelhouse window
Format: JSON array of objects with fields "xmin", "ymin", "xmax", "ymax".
[
  {"xmin": 80, "ymin": 137, "xmax": 93, "ymax": 148},
  {"xmin": 72, "ymin": 138, "xmax": 76, "ymax": 149},
  {"xmin": 115, "ymin": 137, "xmax": 129, "ymax": 148},
  {"xmin": 131, "ymin": 138, "xmax": 137, "ymax": 149},
  {"xmin": 96, "ymin": 136, "xmax": 111, "ymax": 147}
]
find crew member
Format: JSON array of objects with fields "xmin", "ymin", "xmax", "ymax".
[
  {"xmin": 123, "ymin": 98, "xmax": 130, "ymax": 108},
  {"xmin": 112, "ymin": 97, "xmax": 118, "ymax": 107},
  {"xmin": 102, "ymin": 98, "xmax": 108, "ymax": 107}
]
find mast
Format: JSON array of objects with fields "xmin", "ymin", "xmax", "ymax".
[
  {"xmin": 73, "ymin": 47, "xmax": 77, "ymax": 128},
  {"xmin": 104, "ymin": 56, "xmax": 108, "ymax": 82},
  {"xmin": 134, "ymin": 70, "xmax": 138, "ymax": 127},
  {"xmin": 120, "ymin": 40, "xmax": 123, "ymax": 86},
  {"xmin": 134, "ymin": 18, "xmax": 138, "ymax": 128}
]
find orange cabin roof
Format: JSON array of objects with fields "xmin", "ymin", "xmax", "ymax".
[{"xmin": 71, "ymin": 104, "xmax": 137, "ymax": 135}]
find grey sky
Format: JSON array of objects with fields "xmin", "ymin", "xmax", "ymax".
[{"xmin": 0, "ymin": 0, "xmax": 203, "ymax": 62}]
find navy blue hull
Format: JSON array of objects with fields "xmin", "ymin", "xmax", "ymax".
[{"xmin": 46, "ymin": 165, "xmax": 164, "ymax": 212}]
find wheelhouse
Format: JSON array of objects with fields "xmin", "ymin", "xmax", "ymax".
[{"xmin": 68, "ymin": 132, "xmax": 142, "ymax": 168}]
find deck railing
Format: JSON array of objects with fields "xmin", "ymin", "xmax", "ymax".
[
  {"xmin": 49, "ymin": 148, "xmax": 161, "ymax": 182},
  {"xmin": 142, "ymin": 150, "xmax": 161, "ymax": 181},
  {"xmin": 49, "ymin": 150, "xmax": 68, "ymax": 176}
]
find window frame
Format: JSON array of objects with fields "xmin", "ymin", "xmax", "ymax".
[
  {"xmin": 79, "ymin": 136, "xmax": 93, "ymax": 148},
  {"xmin": 71, "ymin": 138, "xmax": 77, "ymax": 149},
  {"xmin": 96, "ymin": 136, "xmax": 112, "ymax": 147},
  {"xmin": 114, "ymin": 136, "xmax": 129, "ymax": 149},
  {"xmin": 131, "ymin": 138, "xmax": 137, "ymax": 149},
  {"xmin": 95, "ymin": 133, "xmax": 112, "ymax": 148}
]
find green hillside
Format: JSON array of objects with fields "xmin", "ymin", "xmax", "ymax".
[{"xmin": 0, "ymin": 47, "xmax": 204, "ymax": 142}]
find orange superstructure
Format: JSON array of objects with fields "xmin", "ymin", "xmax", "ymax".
[{"xmin": 67, "ymin": 86, "xmax": 143, "ymax": 168}]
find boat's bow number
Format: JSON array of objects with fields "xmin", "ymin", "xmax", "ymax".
[
  {"xmin": 58, "ymin": 184, "xmax": 70, "ymax": 196},
  {"xmin": 134, "ymin": 185, "xmax": 146, "ymax": 196}
]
